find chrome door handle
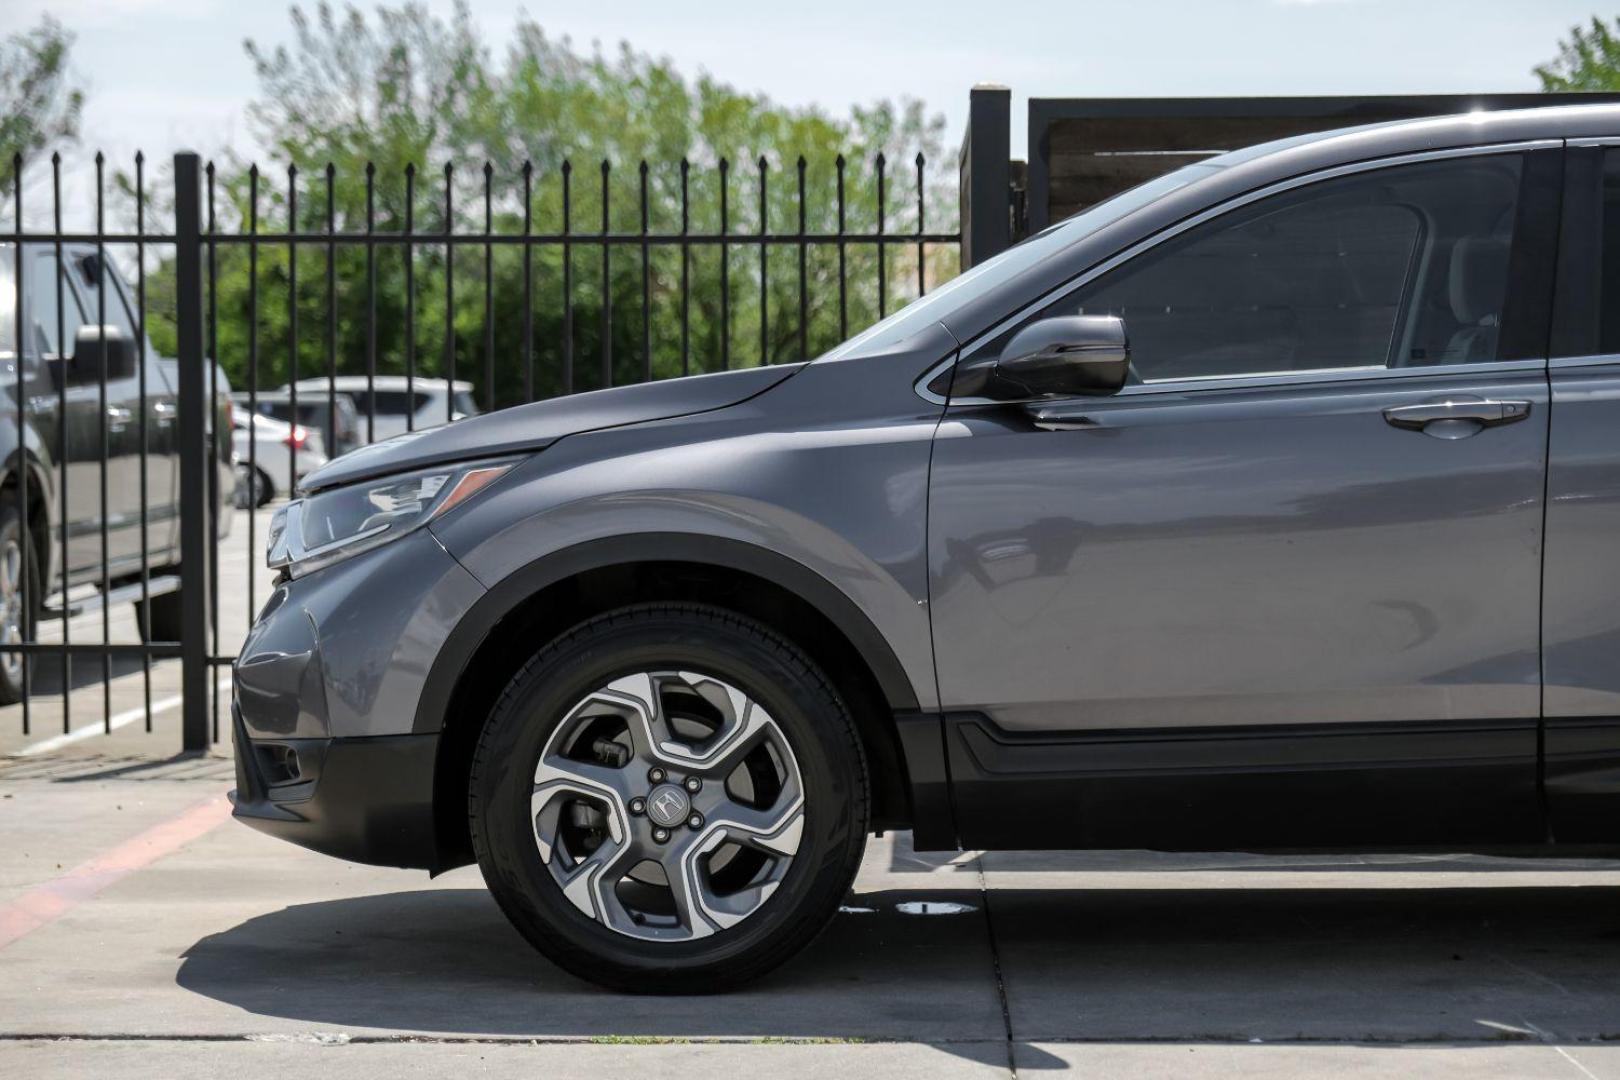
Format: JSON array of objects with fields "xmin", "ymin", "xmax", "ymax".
[{"xmin": 1382, "ymin": 399, "xmax": 1530, "ymax": 432}]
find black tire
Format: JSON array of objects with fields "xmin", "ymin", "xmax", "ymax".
[
  {"xmin": 469, "ymin": 603, "xmax": 869, "ymax": 993},
  {"xmin": 133, "ymin": 575, "xmax": 185, "ymax": 643},
  {"xmin": 252, "ymin": 466, "xmax": 275, "ymax": 509},
  {"xmin": 0, "ymin": 502, "xmax": 38, "ymax": 706}
]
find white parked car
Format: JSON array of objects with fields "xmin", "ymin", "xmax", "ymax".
[
  {"xmin": 286, "ymin": 376, "xmax": 480, "ymax": 443},
  {"xmin": 233, "ymin": 412, "xmax": 328, "ymax": 508}
]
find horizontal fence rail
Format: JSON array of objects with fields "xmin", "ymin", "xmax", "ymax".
[{"xmin": 0, "ymin": 149, "xmax": 962, "ymax": 752}]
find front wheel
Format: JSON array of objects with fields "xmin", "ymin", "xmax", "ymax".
[
  {"xmin": 0, "ymin": 503, "xmax": 38, "ymax": 705},
  {"xmin": 469, "ymin": 604, "xmax": 869, "ymax": 992}
]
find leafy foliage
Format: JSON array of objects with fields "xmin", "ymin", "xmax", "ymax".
[
  {"xmin": 141, "ymin": 1, "xmax": 959, "ymax": 406},
  {"xmin": 0, "ymin": 17, "xmax": 84, "ymax": 196},
  {"xmin": 1536, "ymin": 14, "xmax": 1620, "ymax": 91}
]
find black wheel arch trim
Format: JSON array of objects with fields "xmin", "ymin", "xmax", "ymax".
[{"xmin": 413, "ymin": 531, "xmax": 923, "ymax": 737}]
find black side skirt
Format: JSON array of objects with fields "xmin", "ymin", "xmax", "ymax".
[{"xmin": 927, "ymin": 714, "xmax": 1545, "ymax": 852}]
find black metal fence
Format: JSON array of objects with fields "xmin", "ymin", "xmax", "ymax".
[{"xmin": 1, "ymin": 147, "xmax": 963, "ymax": 752}]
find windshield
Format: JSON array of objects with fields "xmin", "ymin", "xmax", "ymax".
[{"xmin": 817, "ymin": 162, "xmax": 1223, "ymax": 362}]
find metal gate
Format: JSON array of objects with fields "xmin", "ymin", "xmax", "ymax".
[{"xmin": 2, "ymin": 149, "xmax": 961, "ymax": 752}]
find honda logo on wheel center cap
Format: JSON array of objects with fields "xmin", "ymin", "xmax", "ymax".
[{"xmin": 646, "ymin": 784, "xmax": 691, "ymax": 828}]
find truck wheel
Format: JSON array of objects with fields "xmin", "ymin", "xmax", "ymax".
[
  {"xmin": 0, "ymin": 503, "xmax": 37, "ymax": 706},
  {"xmin": 469, "ymin": 603, "xmax": 869, "ymax": 992},
  {"xmin": 134, "ymin": 576, "xmax": 186, "ymax": 644}
]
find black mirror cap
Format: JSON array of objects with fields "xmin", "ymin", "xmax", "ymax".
[
  {"xmin": 993, "ymin": 315, "xmax": 1129, "ymax": 398},
  {"xmin": 70, "ymin": 325, "xmax": 138, "ymax": 382}
]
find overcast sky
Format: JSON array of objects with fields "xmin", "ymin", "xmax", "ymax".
[{"xmin": 7, "ymin": 0, "xmax": 1611, "ymax": 217}]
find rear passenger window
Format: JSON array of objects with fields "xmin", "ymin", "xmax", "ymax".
[{"xmin": 972, "ymin": 155, "xmax": 1525, "ymax": 383}]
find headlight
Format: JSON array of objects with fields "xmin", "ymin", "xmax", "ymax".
[{"xmin": 267, "ymin": 461, "xmax": 511, "ymax": 576}]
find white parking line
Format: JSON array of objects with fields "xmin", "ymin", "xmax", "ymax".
[{"xmin": 17, "ymin": 674, "xmax": 235, "ymax": 757}]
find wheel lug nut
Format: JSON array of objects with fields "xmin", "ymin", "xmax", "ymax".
[
  {"xmin": 684, "ymin": 776, "xmax": 701, "ymax": 793},
  {"xmin": 652, "ymin": 827, "xmax": 671, "ymax": 843},
  {"xmin": 648, "ymin": 768, "xmax": 666, "ymax": 784},
  {"xmin": 687, "ymin": 812, "xmax": 704, "ymax": 830},
  {"xmin": 628, "ymin": 797, "xmax": 646, "ymax": 816}
]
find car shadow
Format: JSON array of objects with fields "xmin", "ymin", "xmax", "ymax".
[
  {"xmin": 175, "ymin": 883, "xmax": 1021, "ymax": 1054},
  {"xmin": 24, "ymin": 653, "xmax": 149, "ymax": 696},
  {"xmin": 175, "ymin": 875, "xmax": 1620, "ymax": 1065}
]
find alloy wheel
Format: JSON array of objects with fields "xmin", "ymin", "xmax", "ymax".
[
  {"xmin": 0, "ymin": 538, "xmax": 25, "ymax": 684},
  {"xmin": 529, "ymin": 670, "xmax": 805, "ymax": 942}
]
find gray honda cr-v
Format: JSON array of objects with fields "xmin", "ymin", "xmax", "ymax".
[{"xmin": 234, "ymin": 104, "xmax": 1620, "ymax": 991}]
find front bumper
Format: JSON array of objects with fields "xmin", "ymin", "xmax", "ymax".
[
  {"xmin": 231, "ymin": 527, "xmax": 485, "ymax": 869},
  {"xmin": 231, "ymin": 707, "xmax": 442, "ymax": 869}
]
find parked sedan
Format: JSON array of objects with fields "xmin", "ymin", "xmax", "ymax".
[
  {"xmin": 234, "ymin": 104, "xmax": 1620, "ymax": 993},
  {"xmin": 232, "ymin": 412, "xmax": 328, "ymax": 508}
]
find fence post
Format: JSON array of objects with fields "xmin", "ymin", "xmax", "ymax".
[
  {"xmin": 958, "ymin": 84, "xmax": 1012, "ymax": 270},
  {"xmin": 174, "ymin": 152, "xmax": 210, "ymax": 752}
]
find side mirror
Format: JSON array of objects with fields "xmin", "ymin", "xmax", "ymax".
[
  {"xmin": 993, "ymin": 315, "xmax": 1130, "ymax": 398},
  {"xmin": 69, "ymin": 325, "xmax": 138, "ymax": 383}
]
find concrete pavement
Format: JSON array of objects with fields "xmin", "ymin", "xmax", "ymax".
[{"xmin": 5, "ymin": 743, "xmax": 1620, "ymax": 1077}]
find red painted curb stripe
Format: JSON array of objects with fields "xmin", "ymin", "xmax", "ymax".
[{"xmin": 0, "ymin": 791, "xmax": 232, "ymax": 950}]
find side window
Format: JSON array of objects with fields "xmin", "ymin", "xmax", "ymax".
[
  {"xmin": 72, "ymin": 254, "xmax": 139, "ymax": 345},
  {"xmin": 975, "ymin": 155, "xmax": 1524, "ymax": 383},
  {"xmin": 28, "ymin": 256, "xmax": 89, "ymax": 358},
  {"xmin": 370, "ymin": 390, "xmax": 413, "ymax": 415}
]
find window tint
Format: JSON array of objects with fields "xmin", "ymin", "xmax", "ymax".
[
  {"xmin": 453, "ymin": 390, "xmax": 479, "ymax": 416},
  {"xmin": 72, "ymin": 254, "xmax": 139, "ymax": 344},
  {"xmin": 979, "ymin": 155, "xmax": 1523, "ymax": 383},
  {"xmin": 28, "ymin": 256, "xmax": 89, "ymax": 357},
  {"xmin": 340, "ymin": 389, "xmax": 429, "ymax": 416}
]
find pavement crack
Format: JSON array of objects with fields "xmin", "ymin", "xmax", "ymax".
[{"xmin": 973, "ymin": 852, "xmax": 1018, "ymax": 1080}]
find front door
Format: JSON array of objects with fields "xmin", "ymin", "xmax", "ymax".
[
  {"xmin": 928, "ymin": 149, "xmax": 1559, "ymax": 850},
  {"xmin": 28, "ymin": 249, "xmax": 151, "ymax": 579}
]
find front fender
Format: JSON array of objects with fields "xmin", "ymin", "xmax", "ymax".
[
  {"xmin": 426, "ymin": 342, "xmax": 950, "ymax": 722},
  {"xmin": 411, "ymin": 530, "xmax": 922, "ymax": 736}
]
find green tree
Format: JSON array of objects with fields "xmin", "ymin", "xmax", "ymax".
[
  {"xmin": 1537, "ymin": 14, "xmax": 1620, "ymax": 91},
  {"xmin": 145, "ymin": 1, "xmax": 958, "ymax": 411},
  {"xmin": 0, "ymin": 17, "xmax": 84, "ymax": 195}
]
